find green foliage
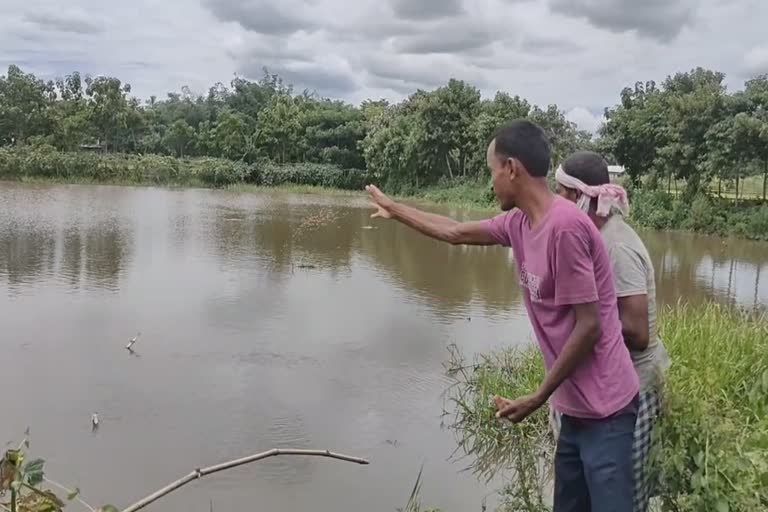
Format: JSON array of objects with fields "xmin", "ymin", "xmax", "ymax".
[
  {"xmin": 444, "ymin": 345, "xmax": 552, "ymax": 512},
  {"xmin": 0, "ymin": 146, "xmax": 374, "ymax": 190},
  {"xmin": 254, "ymin": 161, "xmax": 375, "ymax": 190},
  {"xmin": 444, "ymin": 303, "xmax": 768, "ymax": 512},
  {"xmin": 652, "ymin": 303, "xmax": 768, "ymax": 512},
  {"xmin": 22, "ymin": 459, "xmax": 44, "ymax": 487},
  {"xmin": 625, "ymin": 188, "xmax": 768, "ymax": 240}
]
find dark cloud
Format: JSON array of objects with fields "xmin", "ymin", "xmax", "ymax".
[
  {"xmin": 393, "ymin": 27, "xmax": 494, "ymax": 54},
  {"xmin": 549, "ymin": 0, "xmax": 698, "ymax": 42},
  {"xmin": 24, "ymin": 12, "xmax": 103, "ymax": 34},
  {"xmin": 203, "ymin": 0, "xmax": 315, "ymax": 35},
  {"xmin": 519, "ymin": 35, "xmax": 584, "ymax": 55},
  {"xmin": 389, "ymin": 0, "xmax": 465, "ymax": 21}
]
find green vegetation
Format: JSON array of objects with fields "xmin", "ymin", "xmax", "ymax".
[
  {"xmin": 444, "ymin": 302, "xmax": 768, "ymax": 512},
  {"xmin": 2, "ymin": 64, "xmax": 768, "ymax": 238},
  {"xmin": 0, "ymin": 145, "xmax": 374, "ymax": 190}
]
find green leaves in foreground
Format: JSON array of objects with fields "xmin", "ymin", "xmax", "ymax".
[
  {"xmin": 23, "ymin": 458, "xmax": 45, "ymax": 487},
  {"xmin": 444, "ymin": 344, "xmax": 553, "ymax": 512}
]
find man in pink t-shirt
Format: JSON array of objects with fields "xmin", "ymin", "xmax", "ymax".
[{"xmin": 366, "ymin": 120, "xmax": 639, "ymax": 511}]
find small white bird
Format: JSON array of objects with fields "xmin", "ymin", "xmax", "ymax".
[
  {"xmin": 91, "ymin": 412, "xmax": 99, "ymax": 431},
  {"xmin": 126, "ymin": 332, "xmax": 141, "ymax": 351}
]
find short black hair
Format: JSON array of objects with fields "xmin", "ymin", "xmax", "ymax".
[
  {"xmin": 492, "ymin": 120, "xmax": 551, "ymax": 178},
  {"xmin": 561, "ymin": 151, "xmax": 609, "ymax": 186}
]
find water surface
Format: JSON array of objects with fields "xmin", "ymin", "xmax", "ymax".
[{"xmin": 0, "ymin": 182, "xmax": 764, "ymax": 511}]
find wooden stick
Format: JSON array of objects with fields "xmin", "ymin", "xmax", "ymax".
[{"xmin": 121, "ymin": 449, "xmax": 369, "ymax": 512}]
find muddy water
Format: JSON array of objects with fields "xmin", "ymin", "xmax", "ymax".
[{"xmin": 0, "ymin": 182, "xmax": 764, "ymax": 511}]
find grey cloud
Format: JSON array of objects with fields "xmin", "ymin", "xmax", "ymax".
[
  {"xmin": 239, "ymin": 59, "xmax": 358, "ymax": 96},
  {"xmin": 24, "ymin": 12, "xmax": 103, "ymax": 34},
  {"xmin": 519, "ymin": 35, "xmax": 584, "ymax": 55},
  {"xmin": 393, "ymin": 27, "xmax": 494, "ymax": 54},
  {"xmin": 549, "ymin": 0, "xmax": 698, "ymax": 42},
  {"xmin": 203, "ymin": 0, "xmax": 316, "ymax": 35},
  {"xmin": 364, "ymin": 54, "xmax": 490, "ymax": 92},
  {"xmin": 389, "ymin": 0, "xmax": 465, "ymax": 20}
]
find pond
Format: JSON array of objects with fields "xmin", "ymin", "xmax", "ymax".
[{"xmin": 0, "ymin": 182, "xmax": 765, "ymax": 511}]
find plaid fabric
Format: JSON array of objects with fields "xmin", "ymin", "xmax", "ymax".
[
  {"xmin": 632, "ymin": 387, "xmax": 661, "ymax": 512},
  {"xmin": 548, "ymin": 388, "xmax": 662, "ymax": 512}
]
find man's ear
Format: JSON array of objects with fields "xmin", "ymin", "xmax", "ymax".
[{"xmin": 508, "ymin": 157, "xmax": 522, "ymax": 182}]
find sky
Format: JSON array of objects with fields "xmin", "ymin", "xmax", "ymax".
[{"xmin": 1, "ymin": 0, "xmax": 767, "ymax": 133}]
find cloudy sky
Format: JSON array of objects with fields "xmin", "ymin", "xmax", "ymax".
[{"xmin": 2, "ymin": 0, "xmax": 767, "ymax": 131}]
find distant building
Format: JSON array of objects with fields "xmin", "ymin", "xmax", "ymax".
[{"xmin": 608, "ymin": 165, "xmax": 625, "ymax": 182}]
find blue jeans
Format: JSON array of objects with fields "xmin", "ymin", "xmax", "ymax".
[{"xmin": 554, "ymin": 395, "xmax": 639, "ymax": 512}]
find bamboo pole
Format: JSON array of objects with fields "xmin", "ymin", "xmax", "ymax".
[{"xmin": 121, "ymin": 449, "xmax": 369, "ymax": 512}]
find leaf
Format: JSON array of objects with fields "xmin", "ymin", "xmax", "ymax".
[
  {"xmin": 67, "ymin": 487, "xmax": 80, "ymax": 500},
  {"xmin": 22, "ymin": 458, "xmax": 44, "ymax": 487},
  {"xmin": 716, "ymin": 499, "xmax": 730, "ymax": 512},
  {"xmin": 96, "ymin": 505, "xmax": 119, "ymax": 512}
]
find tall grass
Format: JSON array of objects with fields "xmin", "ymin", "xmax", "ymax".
[
  {"xmin": 444, "ymin": 303, "xmax": 768, "ymax": 512},
  {"xmin": 444, "ymin": 345, "xmax": 552, "ymax": 512},
  {"xmin": 652, "ymin": 303, "xmax": 768, "ymax": 512}
]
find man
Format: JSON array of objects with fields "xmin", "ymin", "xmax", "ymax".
[
  {"xmin": 367, "ymin": 120, "xmax": 639, "ymax": 511},
  {"xmin": 554, "ymin": 151, "xmax": 670, "ymax": 512}
]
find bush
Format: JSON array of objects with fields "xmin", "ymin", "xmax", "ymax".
[
  {"xmin": 0, "ymin": 147, "xmax": 373, "ymax": 190},
  {"xmin": 445, "ymin": 303, "xmax": 768, "ymax": 512},
  {"xmin": 253, "ymin": 162, "xmax": 375, "ymax": 190}
]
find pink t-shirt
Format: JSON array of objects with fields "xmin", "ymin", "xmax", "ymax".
[{"xmin": 484, "ymin": 196, "xmax": 639, "ymax": 419}]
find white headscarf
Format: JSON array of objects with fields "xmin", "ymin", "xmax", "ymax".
[{"xmin": 555, "ymin": 165, "xmax": 629, "ymax": 217}]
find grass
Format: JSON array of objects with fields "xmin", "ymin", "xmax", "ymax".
[{"xmin": 444, "ymin": 302, "xmax": 768, "ymax": 512}]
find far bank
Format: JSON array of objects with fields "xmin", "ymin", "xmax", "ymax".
[{"xmin": 1, "ymin": 147, "xmax": 767, "ymax": 241}]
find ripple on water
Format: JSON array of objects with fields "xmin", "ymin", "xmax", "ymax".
[{"xmin": 254, "ymin": 415, "xmax": 314, "ymax": 486}]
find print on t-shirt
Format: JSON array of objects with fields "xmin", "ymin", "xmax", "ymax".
[{"xmin": 519, "ymin": 262, "xmax": 542, "ymax": 302}]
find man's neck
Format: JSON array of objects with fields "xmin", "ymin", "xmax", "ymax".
[
  {"xmin": 590, "ymin": 212, "xmax": 612, "ymax": 231},
  {"xmin": 516, "ymin": 180, "xmax": 555, "ymax": 228}
]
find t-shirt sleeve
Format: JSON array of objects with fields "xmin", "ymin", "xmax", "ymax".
[
  {"xmin": 553, "ymin": 229, "xmax": 599, "ymax": 306},
  {"xmin": 482, "ymin": 212, "xmax": 513, "ymax": 247},
  {"xmin": 609, "ymin": 244, "xmax": 648, "ymax": 298}
]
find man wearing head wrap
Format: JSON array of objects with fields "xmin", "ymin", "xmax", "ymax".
[{"xmin": 554, "ymin": 151, "xmax": 671, "ymax": 512}]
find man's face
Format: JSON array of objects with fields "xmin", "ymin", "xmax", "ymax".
[
  {"xmin": 487, "ymin": 140, "xmax": 517, "ymax": 211},
  {"xmin": 556, "ymin": 184, "xmax": 579, "ymax": 203}
]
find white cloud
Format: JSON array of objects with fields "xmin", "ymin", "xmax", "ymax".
[
  {"xmin": 743, "ymin": 45, "xmax": 768, "ymax": 78},
  {"xmin": 566, "ymin": 107, "xmax": 604, "ymax": 133},
  {"xmin": 1, "ymin": 0, "xmax": 766, "ymax": 120}
]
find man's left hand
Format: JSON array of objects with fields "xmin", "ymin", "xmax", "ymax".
[{"xmin": 493, "ymin": 393, "xmax": 545, "ymax": 423}]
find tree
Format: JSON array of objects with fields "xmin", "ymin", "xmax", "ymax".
[
  {"xmin": 84, "ymin": 76, "xmax": 133, "ymax": 151},
  {"xmin": 0, "ymin": 65, "xmax": 54, "ymax": 145},
  {"xmin": 258, "ymin": 93, "xmax": 302, "ymax": 163},
  {"xmin": 164, "ymin": 119, "xmax": 196, "ymax": 157}
]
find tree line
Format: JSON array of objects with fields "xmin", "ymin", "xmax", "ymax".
[{"xmin": 1, "ymin": 64, "xmax": 767, "ymax": 199}]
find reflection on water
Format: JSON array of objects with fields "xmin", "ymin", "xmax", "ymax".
[{"xmin": 0, "ymin": 182, "xmax": 765, "ymax": 512}]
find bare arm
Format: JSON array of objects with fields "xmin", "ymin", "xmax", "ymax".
[
  {"xmin": 495, "ymin": 302, "xmax": 601, "ymax": 420},
  {"xmin": 388, "ymin": 202, "xmax": 498, "ymax": 245},
  {"xmin": 534, "ymin": 302, "xmax": 601, "ymax": 402},
  {"xmin": 617, "ymin": 294, "xmax": 650, "ymax": 351},
  {"xmin": 367, "ymin": 185, "xmax": 498, "ymax": 246}
]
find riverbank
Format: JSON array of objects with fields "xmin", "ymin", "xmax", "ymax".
[
  {"xmin": 443, "ymin": 302, "xmax": 768, "ymax": 512},
  {"xmin": 1, "ymin": 147, "xmax": 767, "ymax": 240}
]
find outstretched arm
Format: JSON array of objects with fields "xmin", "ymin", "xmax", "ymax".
[{"xmin": 366, "ymin": 185, "xmax": 498, "ymax": 246}]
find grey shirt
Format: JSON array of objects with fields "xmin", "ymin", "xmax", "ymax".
[{"xmin": 601, "ymin": 215, "xmax": 670, "ymax": 391}]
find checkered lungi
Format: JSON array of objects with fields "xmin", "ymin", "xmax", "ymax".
[{"xmin": 549, "ymin": 388, "xmax": 662, "ymax": 512}]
